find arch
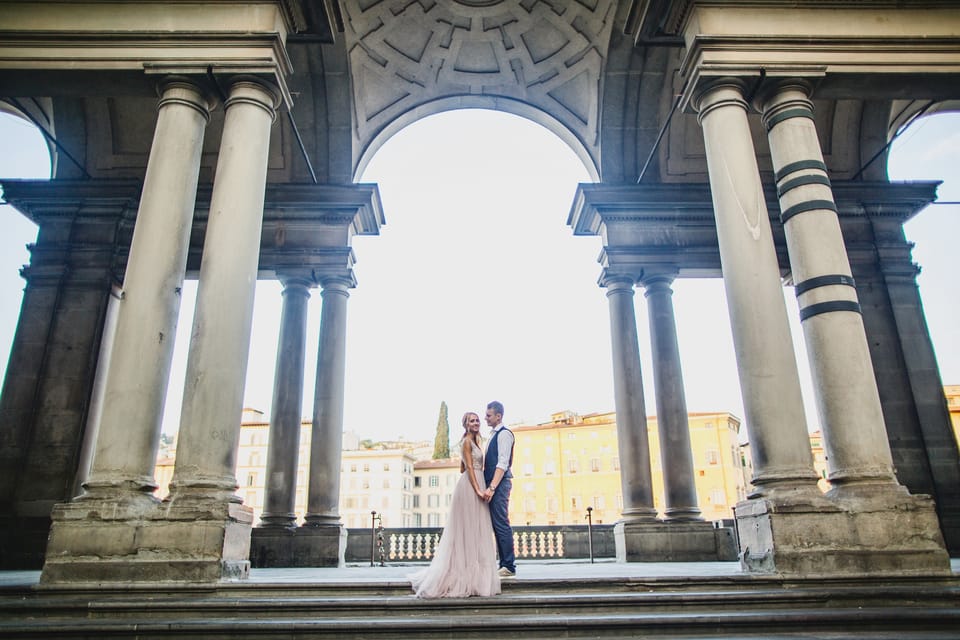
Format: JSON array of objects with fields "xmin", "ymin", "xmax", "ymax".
[
  {"xmin": 353, "ymin": 96, "xmax": 601, "ymax": 183},
  {"xmin": 888, "ymin": 99, "xmax": 960, "ymax": 140},
  {"xmin": 0, "ymin": 99, "xmax": 55, "ymax": 180}
]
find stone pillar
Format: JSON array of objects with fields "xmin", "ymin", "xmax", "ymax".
[
  {"xmin": 640, "ymin": 273, "xmax": 702, "ymax": 522},
  {"xmin": 694, "ymin": 80, "xmax": 820, "ymax": 497},
  {"xmin": 0, "ymin": 180, "xmax": 137, "ymax": 569},
  {"xmin": 604, "ymin": 274, "xmax": 662, "ymax": 561},
  {"xmin": 259, "ymin": 276, "xmax": 312, "ymax": 529},
  {"xmin": 299, "ymin": 276, "xmax": 351, "ymax": 565},
  {"xmin": 755, "ymin": 81, "xmax": 949, "ymax": 574},
  {"xmin": 39, "ymin": 79, "xmax": 215, "ymax": 583},
  {"xmin": 692, "ymin": 79, "xmax": 835, "ymax": 574},
  {"xmin": 604, "ymin": 275, "xmax": 658, "ymax": 524},
  {"xmin": 82, "ymin": 79, "xmax": 212, "ymax": 504},
  {"xmin": 169, "ymin": 78, "xmax": 279, "ymax": 505}
]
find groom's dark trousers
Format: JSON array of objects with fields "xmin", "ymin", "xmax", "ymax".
[{"xmin": 484, "ymin": 427, "xmax": 515, "ymax": 573}]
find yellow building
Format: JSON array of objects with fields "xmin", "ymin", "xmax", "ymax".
[
  {"xmin": 508, "ymin": 410, "xmax": 748, "ymax": 526},
  {"xmin": 946, "ymin": 385, "xmax": 960, "ymax": 447}
]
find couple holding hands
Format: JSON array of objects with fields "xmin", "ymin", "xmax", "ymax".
[{"xmin": 409, "ymin": 401, "xmax": 516, "ymax": 598}]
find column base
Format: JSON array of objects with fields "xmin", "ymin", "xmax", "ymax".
[
  {"xmin": 250, "ymin": 524, "xmax": 346, "ymax": 568},
  {"xmin": 735, "ymin": 486, "xmax": 951, "ymax": 576},
  {"xmin": 614, "ymin": 519, "xmax": 738, "ymax": 562},
  {"xmin": 40, "ymin": 495, "xmax": 253, "ymax": 584}
]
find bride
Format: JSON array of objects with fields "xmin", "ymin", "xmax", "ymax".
[{"xmin": 409, "ymin": 411, "xmax": 501, "ymax": 598}]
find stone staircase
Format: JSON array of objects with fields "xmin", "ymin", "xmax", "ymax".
[{"xmin": 1, "ymin": 570, "xmax": 958, "ymax": 638}]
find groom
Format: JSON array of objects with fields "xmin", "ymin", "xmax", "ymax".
[{"xmin": 482, "ymin": 400, "xmax": 516, "ymax": 577}]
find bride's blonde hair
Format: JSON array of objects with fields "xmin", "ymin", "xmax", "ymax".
[{"xmin": 461, "ymin": 412, "xmax": 481, "ymax": 445}]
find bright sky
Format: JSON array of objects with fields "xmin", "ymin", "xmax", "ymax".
[{"xmin": 0, "ymin": 108, "xmax": 957, "ymax": 446}]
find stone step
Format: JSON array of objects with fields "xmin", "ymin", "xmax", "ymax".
[
  {"xmin": 1, "ymin": 575, "xmax": 957, "ymax": 638},
  {"xmin": 0, "ymin": 607, "xmax": 958, "ymax": 639}
]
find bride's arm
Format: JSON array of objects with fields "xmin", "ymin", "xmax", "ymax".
[{"xmin": 462, "ymin": 439, "xmax": 484, "ymax": 498}]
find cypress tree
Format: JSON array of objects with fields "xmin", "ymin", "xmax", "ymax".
[{"xmin": 433, "ymin": 401, "xmax": 450, "ymax": 459}]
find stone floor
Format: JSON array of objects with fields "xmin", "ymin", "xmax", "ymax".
[{"xmin": 2, "ymin": 558, "xmax": 958, "ymax": 587}]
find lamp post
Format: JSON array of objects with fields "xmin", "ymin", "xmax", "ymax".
[{"xmin": 586, "ymin": 506, "xmax": 595, "ymax": 563}]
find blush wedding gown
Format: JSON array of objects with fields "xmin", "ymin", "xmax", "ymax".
[{"xmin": 409, "ymin": 438, "xmax": 501, "ymax": 598}]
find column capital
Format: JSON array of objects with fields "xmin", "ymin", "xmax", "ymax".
[
  {"xmin": 640, "ymin": 270, "xmax": 678, "ymax": 295},
  {"xmin": 276, "ymin": 271, "xmax": 315, "ymax": 293},
  {"xmin": 222, "ymin": 76, "xmax": 283, "ymax": 122},
  {"xmin": 754, "ymin": 78, "xmax": 815, "ymax": 117},
  {"xmin": 600, "ymin": 271, "xmax": 636, "ymax": 293},
  {"xmin": 155, "ymin": 76, "xmax": 216, "ymax": 121},
  {"xmin": 690, "ymin": 77, "xmax": 750, "ymax": 121},
  {"xmin": 318, "ymin": 275, "xmax": 354, "ymax": 296}
]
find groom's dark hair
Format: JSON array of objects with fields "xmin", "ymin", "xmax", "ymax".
[{"xmin": 487, "ymin": 400, "xmax": 504, "ymax": 416}]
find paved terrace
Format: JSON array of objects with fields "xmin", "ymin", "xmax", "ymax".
[{"xmin": 3, "ymin": 558, "xmax": 959, "ymax": 588}]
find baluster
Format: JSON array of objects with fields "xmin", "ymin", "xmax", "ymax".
[{"xmin": 556, "ymin": 531, "xmax": 565, "ymax": 558}]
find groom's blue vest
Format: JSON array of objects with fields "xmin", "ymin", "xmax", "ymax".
[{"xmin": 484, "ymin": 427, "xmax": 514, "ymax": 485}]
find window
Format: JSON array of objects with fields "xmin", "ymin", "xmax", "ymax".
[
  {"xmin": 350, "ymin": 464, "xmax": 357, "ymax": 473},
  {"xmin": 428, "ymin": 494, "xmax": 440, "ymax": 508},
  {"xmin": 249, "ymin": 452, "xmax": 260, "ymax": 466},
  {"xmin": 413, "ymin": 513, "xmax": 422, "ymax": 527},
  {"xmin": 428, "ymin": 513, "xmax": 440, "ymax": 527},
  {"xmin": 544, "ymin": 461, "xmax": 556, "ymax": 475},
  {"xmin": 381, "ymin": 496, "xmax": 389, "ymax": 509},
  {"xmin": 246, "ymin": 473, "xmax": 256, "ymax": 487},
  {"xmin": 593, "ymin": 495, "xmax": 605, "ymax": 509},
  {"xmin": 547, "ymin": 497, "xmax": 559, "ymax": 513},
  {"xmin": 710, "ymin": 489, "xmax": 725, "ymax": 505},
  {"xmin": 524, "ymin": 497, "xmax": 536, "ymax": 512},
  {"xmin": 522, "ymin": 463, "xmax": 534, "ymax": 476},
  {"xmin": 706, "ymin": 449, "xmax": 720, "ymax": 465},
  {"xmin": 383, "ymin": 463, "xmax": 390, "ymax": 471},
  {"xmin": 611, "ymin": 457, "xmax": 620, "ymax": 471},
  {"xmin": 429, "ymin": 475, "xmax": 439, "ymax": 487},
  {"xmin": 362, "ymin": 479, "xmax": 370, "ymax": 490},
  {"xmin": 571, "ymin": 496, "xmax": 580, "ymax": 509},
  {"xmin": 413, "ymin": 495, "xmax": 420, "ymax": 508},
  {"xmin": 363, "ymin": 463, "xmax": 370, "ymax": 472},
  {"xmin": 414, "ymin": 476, "xmax": 422, "ymax": 488},
  {"xmin": 445, "ymin": 494, "xmax": 452, "ymax": 506},
  {"xmin": 590, "ymin": 458, "xmax": 601, "ymax": 472},
  {"xmin": 382, "ymin": 479, "xmax": 390, "ymax": 489},
  {"xmin": 567, "ymin": 459, "xmax": 578, "ymax": 474}
]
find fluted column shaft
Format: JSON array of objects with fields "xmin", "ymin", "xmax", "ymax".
[
  {"xmin": 170, "ymin": 79, "xmax": 280, "ymax": 501},
  {"xmin": 304, "ymin": 277, "xmax": 351, "ymax": 526},
  {"xmin": 760, "ymin": 83, "xmax": 898, "ymax": 491},
  {"xmin": 642, "ymin": 274, "xmax": 702, "ymax": 521},
  {"xmin": 260, "ymin": 277, "xmax": 312, "ymax": 528},
  {"xmin": 84, "ymin": 79, "xmax": 211, "ymax": 501},
  {"xmin": 605, "ymin": 275, "xmax": 658, "ymax": 522},
  {"xmin": 694, "ymin": 81, "xmax": 819, "ymax": 495}
]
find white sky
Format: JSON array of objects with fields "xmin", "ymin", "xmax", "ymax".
[{"xmin": 0, "ymin": 108, "xmax": 957, "ymax": 446}]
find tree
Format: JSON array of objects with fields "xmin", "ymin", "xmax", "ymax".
[{"xmin": 433, "ymin": 401, "xmax": 450, "ymax": 459}]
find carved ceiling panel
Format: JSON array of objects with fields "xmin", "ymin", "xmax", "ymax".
[{"xmin": 342, "ymin": 0, "xmax": 616, "ymax": 174}]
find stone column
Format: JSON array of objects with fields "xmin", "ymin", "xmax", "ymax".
[
  {"xmin": 259, "ymin": 275, "xmax": 312, "ymax": 529},
  {"xmin": 760, "ymin": 82, "xmax": 897, "ymax": 492},
  {"xmin": 754, "ymin": 81, "xmax": 949, "ymax": 575},
  {"xmin": 640, "ymin": 273, "xmax": 702, "ymax": 521},
  {"xmin": 301, "ymin": 276, "xmax": 352, "ymax": 566},
  {"xmin": 304, "ymin": 277, "xmax": 350, "ymax": 526},
  {"xmin": 151, "ymin": 78, "xmax": 280, "ymax": 583},
  {"xmin": 693, "ymin": 80, "xmax": 820, "ymax": 497},
  {"xmin": 604, "ymin": 275, "xmax": 658, "ymax": 526},
  {"xmin": 82, "ymin": 79, "xmax": 212, "ymax": 504},
  {"xmin": 38, "ymin": 81, "xmax": 216, "ymax": 583},
  {"xmin": 169, "ymin": 78, "xmax": 280, "ymax": 504}
]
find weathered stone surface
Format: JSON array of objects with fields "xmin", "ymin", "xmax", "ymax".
[
  {"xmin": 40, "ymin": 498, "xmax": 253, "ymax": 584},
  {"xmin": 250, "ymin": 525, "xmax": 346, "ymax": 568},
  {"xmin": 614, "ymin": 520, "xmax": 737, "ymax": 562},
  {"xmin": 736, "ymin": 490, "xmax": 951, "ymax": 576}
]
